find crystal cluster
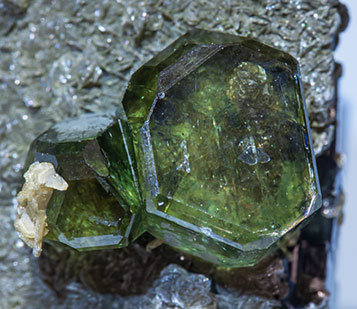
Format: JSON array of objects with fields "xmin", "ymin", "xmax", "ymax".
[{"xmin": 18, "ymin": 30, "xmax": 321, "ymax": 267}]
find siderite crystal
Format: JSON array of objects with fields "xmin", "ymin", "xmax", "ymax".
[
  {"xmin": 20, "ymin": 30, "xmax": 321, "ymax": 267},
  {"xmin": 24, "ymin": 114, "xmax": 141, "ymax": 250},
  {"xmin": 122, "ymin": 29, "xmax": 321, "ymax": 267}
]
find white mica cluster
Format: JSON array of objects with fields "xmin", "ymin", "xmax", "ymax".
[{"xmin": 14, "ymin": 162, "xmax": 68, "ymax": 257}]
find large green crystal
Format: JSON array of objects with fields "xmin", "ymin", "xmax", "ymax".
[
  {"xmin": 25, "ymin": 114, "xmax": 141, "ymax": 250},
  {"xmin": 23, "ymin": 30, "xmax": 321, "ymax": 267},
  {"xmin": 122, "ymin": 29, "xmax": 321, "ymax": 267}
]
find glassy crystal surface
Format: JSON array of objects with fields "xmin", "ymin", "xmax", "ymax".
[
  {"xmin": 122, "ymin": 29, "xmax": 321, "ymax": 267},
  {"xmin": 25, "ymin": 113, "xmax": 140, "ymax": 250}
]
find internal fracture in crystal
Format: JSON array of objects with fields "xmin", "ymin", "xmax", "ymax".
[{"xmin": 123, "ymin": 29, "xmax": 321, "ymax": 267}]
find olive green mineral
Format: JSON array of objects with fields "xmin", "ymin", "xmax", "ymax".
[
  {"xmin": 122, "ymin": 29, "xmax": 321, "ymax": 267},
  {"xmin": 21, "ymin": 30, "xmax": 321, "ymax": 267},
  {"xmin": 25, "ymin": 114, "xmax": 141, "ymax": 250}
]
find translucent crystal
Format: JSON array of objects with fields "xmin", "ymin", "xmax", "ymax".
[
  {"xmin": 122, "ymin": 29, "xmax": 321, "ymax": 267},
  {"xmin": 25, "ymin": 113, "xmax": 141, "ymax": 250}
]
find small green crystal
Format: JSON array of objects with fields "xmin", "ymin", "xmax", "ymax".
[
  {"xmin": 25, "ymin": 114, "xmax": 141, "ymax": 250},
  {"xmin": 22, "ymin": 30, "xmax": 321, "ymax": 267}
]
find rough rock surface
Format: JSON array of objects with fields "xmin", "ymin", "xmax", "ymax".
[{"xmin": 0, "ymin": 0, "xmax": 347, "ymax": 307}]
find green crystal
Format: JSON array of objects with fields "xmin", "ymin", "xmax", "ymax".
[
  {"xmin": 122, "ymin": 29, "xmax": 321, "ymax": 267},
  {"xmin": 23, "ymin": 30, "xmax": 321, "ymax": 267},
  {"xmin": 25, "ymin": 113, "xmax": 141, "ymax": 250}
]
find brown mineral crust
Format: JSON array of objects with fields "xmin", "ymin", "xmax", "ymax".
[
  {"xmin": 212, "ymin": 254, "xmax": 289, "ymax": 300},
  {"xmin": 39, "ymin": 236, "xmax": 290, "ymax": 300},
  {"xmin": 38, "ymin": 235, "xmax": 194, "ymax": 296},
  {"xmin": 290, "ymin": 144, "xmax": 342, "ymax": 306},
  {"xmin": 294, "ymin": 240, "xmax": 329, "ymax": 305}
]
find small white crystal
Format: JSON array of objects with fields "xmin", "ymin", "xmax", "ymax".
[{"xmin": 14, "ymin": 161, "xmax": 68, "ymax": 257}]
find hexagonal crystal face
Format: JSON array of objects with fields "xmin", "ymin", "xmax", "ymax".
[
  {"xmin": 123, "ymin": 30, "xmax": 321, "ymax": 267},
  {"xmin": 26, "ymin": 114, "xmax": 140, "ymax": 251}
]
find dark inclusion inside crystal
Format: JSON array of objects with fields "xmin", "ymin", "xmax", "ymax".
[{"xmin": 24, "ymin": 30, "xmax": 321, "ymax": 267}]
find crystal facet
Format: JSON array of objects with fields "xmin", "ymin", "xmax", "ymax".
[
  {"xmin": 21, "ymin": 30, "xmax": 321, "ymax": 267},
  {"xmin": 25, "ymin": 114, "xmax": 140, "ymax": 250},
  {"xmin": 122, "ymin": 29, "xmax": 321, "ymax": 267}
]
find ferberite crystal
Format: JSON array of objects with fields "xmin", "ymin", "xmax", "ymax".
[
  {"xmin": 122, "ymin": 30, "xmax": 321, "ymax": 267},
  {"xmin": 22, "ymin": 30, "xmax": 321, "ymax": 267}
]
